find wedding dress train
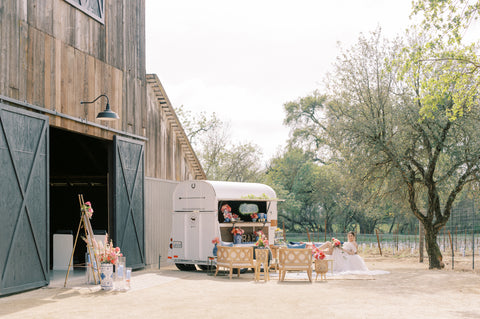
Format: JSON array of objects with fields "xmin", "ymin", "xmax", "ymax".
[{"xmin": 330, "ymin": 242, "xmax": 388, "ymax": 275}]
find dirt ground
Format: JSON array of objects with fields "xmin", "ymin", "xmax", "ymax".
[{"xmin": 0, "ymin": 256, "xmax": 479, "ymax": 319}]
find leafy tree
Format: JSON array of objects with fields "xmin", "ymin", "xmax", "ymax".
[
  {"xmin": 285, "ymin": 29, "xmax": 480, "ymax": 269},
  {"xmin": 412, "ymin": 0, "xmax": 480, "ymax": 44},
  {"xmin": 175, "ymin": 106, "xmax": 264, "ymax": 182},
  {"xmin": 266, "ymin": 148, "xmax": 347, "ymax": 234},
  {"xmin": 408, "ymin": 1, "xmax": 480, "ymax": 120}
]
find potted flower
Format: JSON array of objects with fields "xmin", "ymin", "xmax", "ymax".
[
  {"xmin": 231, "ymin": 227, "xmax": 244, "ymax": 244},
  {"xmin": 255, "ymin": 230, "xmax": 264, "ymax": 241},
  {"xmin": 212, "ymin": 237, "xmax": 220, "ymax": 256},
  {"xmin": 81, "ymin": 201, "xmax": 94, "ymax": 219},
  {"xmin": 251, "ymin": 212, "xmax": 258, "ymax": 222},
  {"xmin": 255, "ymin": 233, "xmax": 269, "ymax": 248},
  {"xmin": 93, "ymin": 234, "xmax": 122, "ymax": 290},
  {"xmin": 312, "ymin": 246, "xmax": 328, "ymax": 280},
  {"xmin": 221, "ymin": 204, "xmax": 232, "ymax": 222}
]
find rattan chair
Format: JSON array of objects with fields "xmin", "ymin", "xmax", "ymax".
[
  {"xmin": 254, "ymin": 248, "xmax": 270, "ymax": 282},
  {"xmin": 278, "ymin": 248, "xmax": 313, "ymax": 282},
  {"xmin": 215, "ymin": 246, "xmax": 255, "ymax": 279}
]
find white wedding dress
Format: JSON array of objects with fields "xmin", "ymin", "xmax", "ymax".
[{"xmin": 327, "ymin": 242, "xmax": 389, "ymax": 275}]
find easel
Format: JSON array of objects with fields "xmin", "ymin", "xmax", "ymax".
[{"xmin": 64, "ymin": 194, "xmax": 100, "ymax": 287}]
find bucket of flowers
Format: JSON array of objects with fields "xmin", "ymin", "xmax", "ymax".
[
  {"xmin": 93, "ymin": 234, "xmax": 122, "ymax": 290},
  {"xmin": 231, "ymin": 227, "xmax": 244, "ymax": 244},
  {"xmin": 231, "ymin": 213, "xmax": 240, "ymax": 222},
  {"xmin": 312, "ymin": 246, "xmax": 328, "ymax": 280},
  {"xmin": 251, "ymin": 212, "xmax": 258, "ymax": 222}
]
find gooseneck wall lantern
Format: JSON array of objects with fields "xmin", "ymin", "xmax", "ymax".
[{"xmin": 80, "ymin": 94, "xmax": 119, "ymax": 121}]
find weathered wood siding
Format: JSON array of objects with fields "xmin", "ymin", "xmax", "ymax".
[
  {"xmin": 146, "ymin": 74, "xmax": 205, "ymax": 180},
  {"xmin": 0, "ymin": 0, "xmax": 146, "ymax": 139}
]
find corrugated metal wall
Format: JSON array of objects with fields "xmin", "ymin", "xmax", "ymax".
[{"xmin": 145, "ymin": 177, "xmax": 178, "ymax": 267}]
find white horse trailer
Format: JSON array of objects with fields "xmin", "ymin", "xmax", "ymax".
[{"xmin": 168, "ymin": 180, "xmax": 279, "ymax": 271}]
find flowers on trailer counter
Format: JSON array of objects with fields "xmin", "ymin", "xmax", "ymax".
[
  {"xmin": 221, "ymin": 204, "xmax": 231, "ymax": 213},
  {"xmin": 255, "ymin": 233, "xmax": 269, "ymax": 247},
  {"xmin": 93, "ymin": 234, "xmax": 123, "ymax": 264},
  {"xmin": 231, "ymin": 227, "xmax": 244, "ymax": 236},
  {"xmin": 222, "ymin": 204, "xmax": 232, "ymax": 221},
  {"xmin": 251, "ymin": 212, "xmax": 258, "ymax": 219},
  {"xmin": 212, "ymin": 237, "xmax": 220, "ymax": 245},
  {"xmin": 81, "ymin": 201, "xmax": 94, "ymax": 219}
]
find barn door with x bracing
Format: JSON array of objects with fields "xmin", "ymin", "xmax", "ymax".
[
  {"xmin": 113, "ymin": 136, "xmax": 145, "ymax": 269},
  {"xmin": 0, "ymin": 103, "xmax": 49, "ymax": 295}
]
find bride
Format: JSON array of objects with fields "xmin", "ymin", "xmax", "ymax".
[{"xmin": 318, "ymin": 231, "xmax": 369, "ymax": 273}]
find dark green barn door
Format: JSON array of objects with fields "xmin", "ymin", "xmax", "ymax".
[
  {"xmin": 0, "ymin": 104, "xmax": 49, "ymax": 295},
  {"xmin": 113, "ymin": 136, "xmax": 145, "ymax": 269}
]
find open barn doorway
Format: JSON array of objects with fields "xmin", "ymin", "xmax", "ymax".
[{"xmin": 49, "ymin": 127, "xmax": 112, "ymax": 271}]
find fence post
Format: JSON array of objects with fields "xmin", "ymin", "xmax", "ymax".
[
  {"xmin": 448, "ymin": 230, "xmax": 454, "ymax": 270},
  {"xmin": 419, "ymin": 221, "xmax": 424, "ymax": 263}
]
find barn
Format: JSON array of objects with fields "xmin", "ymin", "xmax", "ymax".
[{"xmin": 0, "ymin": 1, "xmax": 205, "ymax": 295}]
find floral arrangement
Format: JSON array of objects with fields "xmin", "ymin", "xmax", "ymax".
[
  {"xmin": 222, "ymin": 204, "xmax": 232, "ymax": 221},
  {"xmin": 93, "ymin": 234, "xmax": 122, "ymax": 264},
  {"xmin": 231, "ymin": 227, "xmax": 244, "ymax": 235},
  {"xmin": 251, "ymin": 212, "xmax": 258, "ymax": 219},
  {"xmin": 255, "ymin": 233, "xmax": 269, "ymax": 247},
  {"xmin": 231, "ymin": 213, "xmax": 239, "ymax": 220},
  {"xmin": 212, "ymin": 237, "xmax": 220, "ymax": 245},
  {"xmin": 331, "ymin": 237, "xmax": 342, "ymax": 248},
  {"xmin": 312, "ymin": 246, "xmax": 326, "ymax": 260},
  {"xmin": 81, "ymin": 201, "xmax": 94, "ymax": 219}
]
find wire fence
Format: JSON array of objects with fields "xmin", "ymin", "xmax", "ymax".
[{"xmin": 283, "ymin": 200, "xmax": 479, "ymax": 272}]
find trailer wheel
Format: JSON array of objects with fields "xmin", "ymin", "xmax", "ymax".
[{"xmin": 175, "ymin": 263, "xmax": 197, "ymax": 271}]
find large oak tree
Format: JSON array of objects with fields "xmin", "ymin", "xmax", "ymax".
[{"xmin": 285, "ymin": 30, "xmax": 480, "ymax": 269}]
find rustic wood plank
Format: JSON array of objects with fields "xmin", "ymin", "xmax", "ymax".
[
  {"xmin": 74, "ymin": 49, "xmax": 86, "ymax": 119},
  {"xmin": 44, "ymin": 34, "xmax": 54, "ymax": 110},
  {"xmin": 33, "ymin": 28, "xmax": 45, "ymax": 107}
]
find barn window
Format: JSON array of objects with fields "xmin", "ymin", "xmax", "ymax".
[{"xmin": 64, "ymin": 0, "xmax": 105, "ymax": 24}]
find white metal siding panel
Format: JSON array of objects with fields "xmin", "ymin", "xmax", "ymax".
[{"xmin": 145, "ymin": 178, "xmax": 178, "ymax": 267}]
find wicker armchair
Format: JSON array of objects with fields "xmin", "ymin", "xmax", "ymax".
[
  {"xmin": 215, "ymin": 246, "xmax": 255, "ymax": 279},
  {"xmin": 278, "ymin": 248, "xmax": 313, "ymax": 282}
]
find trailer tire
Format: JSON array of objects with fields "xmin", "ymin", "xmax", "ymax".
[{"xmin": 175, "ymin": 263, "xmax": 197, "ymax": 271}]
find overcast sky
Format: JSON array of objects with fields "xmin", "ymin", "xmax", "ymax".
[{"xmin": 145, "ymin": 1, "xmax": 414, "ymax": 163}]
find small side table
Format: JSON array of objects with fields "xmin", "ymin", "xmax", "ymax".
[
  {"xmin": 207, "ymin": 256, "xmax": 216, "ymax": 276},
  {"xmin": 314, "ymin": 259, "xmax": 329, "ymax": 281}
]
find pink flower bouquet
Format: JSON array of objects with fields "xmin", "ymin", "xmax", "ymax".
[
  {"xmin": 331, "ymin": 237, "xmax": 342, "ymax": 248},
  {"xmin": 231, "ymin": 227, "xmax": 244, "ymax": 235},
  {"xmin": 255, "ymin": 234, "xmax": 269, "ymax": 247},
  {"xmin": 94, "ymin": 234, "xmax": 122, "ymax": 264},
  {"xmin": 81, "ymin": 201, "xmax": 94, "ymax": 219},
  {"xmin": 312, "ymin": 247, "xmax": 326, "ymax": 260}
]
